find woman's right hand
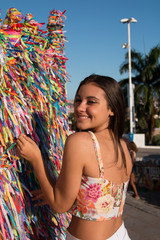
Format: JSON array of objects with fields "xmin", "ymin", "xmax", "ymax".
[{"xmin": 16, "ymin": 134, "xmax": 42, "ymax": 164}]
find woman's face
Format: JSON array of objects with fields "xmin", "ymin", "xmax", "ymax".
[{"xmin": 74, "ymin": 83, "xmax": 114, "ymax": 132}]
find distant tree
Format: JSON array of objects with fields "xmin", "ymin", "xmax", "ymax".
[
  {"xmin": 155, "ymin": 119, "xmax": 160, "ymax": 128},
  {"xmin": 68, "ymin": 112, "xmax": 76, "ymax": 131},
  {"xmin": 152, "ymin": 134, "xmax": 160, "ymax": 146},
  {"xmin": 119, "ymin": 45, "xmax": 160, "ymax": 144}
]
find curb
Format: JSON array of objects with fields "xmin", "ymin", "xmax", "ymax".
[{"xmin": 126, "ymin": 193, "xmax": 160, "ymax": 217}]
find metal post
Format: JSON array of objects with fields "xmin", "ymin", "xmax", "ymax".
[
  {"xmin": 121, "ymin": 17, "xmax": 137, "ymax": 135},
  {"xmin": 127, "ymin": 22, "xmax": 133, "ymax": 133}
]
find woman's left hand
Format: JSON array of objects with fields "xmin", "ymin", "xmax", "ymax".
[
  {"xmin": 16, "ymin": 134, "xmax": 42, "ymax": 164},
  {"xmin": 31, "ymin": 189, "xmax": 48, "ymax": 207}
]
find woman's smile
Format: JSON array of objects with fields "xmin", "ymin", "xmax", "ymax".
[{"xmin": 77, "ymin": 115, "xmax": 89, "ymax": 120}]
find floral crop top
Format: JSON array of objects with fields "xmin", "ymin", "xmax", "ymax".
[{"xmin": 70, "ymin": 131, "xmax": 129, "ymax": 221}]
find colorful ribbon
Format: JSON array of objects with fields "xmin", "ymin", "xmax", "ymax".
[{"xmin": 0, "ymin": 7, "xmax": 71, "ymax": 240}]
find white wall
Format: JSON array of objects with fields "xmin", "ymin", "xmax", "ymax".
[{"xmin": 123, "ymin": 133, "xmax": 145, "ymax": 147}]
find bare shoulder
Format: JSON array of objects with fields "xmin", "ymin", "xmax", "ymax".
[
  {"xmin": 120, "ymin": 138, "xmax": 131, "ymax": 159},
  {"xmin": 120, "ymin": 138, "xmax": 129, "ymax": 151},
  {"xmin": 65, "ymin": 131, "xmax": 92, "ymax": 147}
]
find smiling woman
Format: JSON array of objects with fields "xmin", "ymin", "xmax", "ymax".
[
  {"xmin": 74, "ymin": 83, "xmax": 114, "ymax": 132},
  {"xmin": 17, "ymin": 74, "xmax": 132, "ymax": 240}
]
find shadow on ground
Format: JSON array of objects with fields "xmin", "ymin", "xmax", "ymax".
[
  {"xmin": 128, "ymin": 186, "xmax": 160, "ymax": 209},
  {"xmin": 138, "ymin": 190, "xmax": 160, "ymax": 208}
]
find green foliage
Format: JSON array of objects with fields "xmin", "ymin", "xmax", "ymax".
[
  {"xmin": 152, "ymin": 134, "xmax": 160, "ymax": 146},
  {"xmin": 155, "ymin": 119, "xmax": 160, "ymax": 128},
  {"xmin": 119, "ymin": 44, "xmax": 160, "ymax": 144},
  {"xmin": 68, "ymin": 112, "xmax": 76, "ymax": 131}
]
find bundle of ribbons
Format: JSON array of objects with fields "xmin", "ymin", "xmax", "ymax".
[{"xmin": 0, "ymin": 8, "xmax": 71, "ymax": 240}]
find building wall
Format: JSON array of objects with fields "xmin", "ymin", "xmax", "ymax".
[{"xmin": 68, "ymin": 99, "xmax": 74, "ymax": 113}]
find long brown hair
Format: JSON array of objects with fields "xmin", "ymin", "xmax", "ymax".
[{"xmin": 75, "ymin": 74, "xmax": 127, "ymax": 168}]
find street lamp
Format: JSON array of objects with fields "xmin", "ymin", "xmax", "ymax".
[{"xmin": 120, "ymin": 17, "xmax": 137, "ymax": 136}]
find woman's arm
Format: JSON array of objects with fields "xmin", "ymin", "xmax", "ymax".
[{"xmin": 17, "ymin": 133, "xmax": 86, "ymax": 213}]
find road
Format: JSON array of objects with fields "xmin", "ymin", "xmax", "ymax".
[{"xmin": 123, "ymin": 192, "xmax": 160, "ymax": 240}]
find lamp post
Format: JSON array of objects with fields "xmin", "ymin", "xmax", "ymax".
[{"xmin": 120, "ymin": 17, "xmax": 137, "ymax": 136}]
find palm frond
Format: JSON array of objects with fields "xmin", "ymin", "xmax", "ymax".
[{"xmin": 119, "ymin": 44, "xmax": 160, "ymax": 143}]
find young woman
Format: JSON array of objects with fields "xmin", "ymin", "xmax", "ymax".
[{"xmin": 17, "ymin": 74, "xmax": 132, "ymax": 240}]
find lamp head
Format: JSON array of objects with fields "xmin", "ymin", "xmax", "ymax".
[
  {"xmin": 122, "ymin": 43, "xmax": 128, "ymax": 49},
  {"xmin": 130, "ymin": 17, "xmax": 137, "ymax": 23},
  {"xmin": 120, "ymin": 17, "xmax": 137, "ymax": 23},
  {"xmin": 120, "ymin": 18, "xmax": 129, "ymax": 23}
]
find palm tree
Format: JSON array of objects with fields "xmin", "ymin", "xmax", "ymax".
[{"xmin": 119, "ymin": 45, "xmax": 160, "ymax": 144}]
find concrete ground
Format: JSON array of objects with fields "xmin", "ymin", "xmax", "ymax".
[{"xmin": 123, "ymin": 192, "xmax": 160, "ymax": 240}]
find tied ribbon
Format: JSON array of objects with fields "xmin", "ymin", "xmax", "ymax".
[{"xmin": 0, "ymin": 7, "xmax": 70, "ymax": 240}]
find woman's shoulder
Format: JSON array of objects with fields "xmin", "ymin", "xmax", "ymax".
[
  {"xmin": 64, "ymin": 132, "xmax": 93, "ymax": 162},
  {"xmin": 120, "ymin": 138, "xmax": 133, "ymax": 165},
  {"xmin": 66, "ymin": 131, "xmax": 92, "ymax": 146},
  {"xmin": 120, "ymin": 138, "xmax": 129, "ymax": 151},
  {"xmin": 120, "ymin": 137, "xmax": 127, "ymax": 145},
  {"xmin": 120, "ymin": 138, "xmax": 132, "ymax": 159}
]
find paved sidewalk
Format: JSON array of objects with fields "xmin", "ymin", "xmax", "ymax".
[{"xmin": 123, "ymin": 193, "xmax": 160, "ymax": 240}]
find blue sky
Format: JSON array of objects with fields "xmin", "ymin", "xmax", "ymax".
[{"xmin": 1, "ymin": 0, "xmax": 160, "ymax": 99}]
